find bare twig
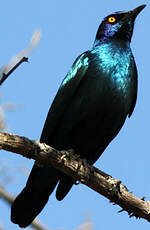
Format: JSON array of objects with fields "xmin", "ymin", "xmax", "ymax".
[
  {"xmin": 0, "ymin": 186, "xmax": 50, "ymax": 230},
  {"xmin": 0, "ymin": 57, "xmax": 28, "ymax": 86},
  {"xmin": 0, "ymin": 131, "xmax": 150, "ymax": 223},
  {"xmin": 0, "ymin": 29, "xmax": 42, "ymax": 86}
]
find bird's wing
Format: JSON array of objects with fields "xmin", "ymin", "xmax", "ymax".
[
  {"xmin": 40, "ymin": 51, "xmax": 90, "ymax": 143},
  {"xmin": 128, "ymin": 61, "xmax": 138, "ymax": 117}
]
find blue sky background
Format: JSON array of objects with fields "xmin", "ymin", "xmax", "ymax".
[{"xmin": 0, "ymin": 0, "xmax": 149, "ymax": 229}]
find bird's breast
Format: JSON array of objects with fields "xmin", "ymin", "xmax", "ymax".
[{"xmin": 91, "ymin": 43, "xmax": 134, "ymax": 96}]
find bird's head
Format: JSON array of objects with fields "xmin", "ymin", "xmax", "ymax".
[{"xmin": 95, "ymin": 5, "xmax": 146, "ymax": 45}]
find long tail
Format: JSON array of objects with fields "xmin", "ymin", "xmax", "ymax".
[{"xmin": 11, "ymin": 164, "xmax": 73, "ymax": 228}]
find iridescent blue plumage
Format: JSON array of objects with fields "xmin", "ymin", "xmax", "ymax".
[
  {"xmin": 11, "ymin": 5, "xmax": 145, "ymax": 228},
  {"xmin": 91, "ymin": 42, "xmax": 134, "ymax": 98}
]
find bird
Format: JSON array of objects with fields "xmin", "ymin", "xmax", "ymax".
[{"xmin": 11, "ymin": 5, "xmax": 145, "ymax": 228}]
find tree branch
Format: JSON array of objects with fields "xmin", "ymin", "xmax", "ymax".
[
  {"xmin": 0, "ymin": 131, "xmax": 150, "ymax": 223},
  {"xmin": 0, "ymin": 57, "xmax": 28, "ymax": 86},
  {"xmin": 0, "ymin": 186, "xmax": 50, "ymax": 230},
  {"xmin": 0, "ymin": 30, "xmax": 41, "ymax": 86}
]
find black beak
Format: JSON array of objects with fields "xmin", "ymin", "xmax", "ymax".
[
  {"xmin": 130, "ymin": 5, "xmax": 146, "ymax": 19},
  {"xmin": 122, "ymin": 4, "xmax": 146, "ymax": 22}
]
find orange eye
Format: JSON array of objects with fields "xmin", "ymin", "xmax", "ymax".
[{"xmin": 108, "ymin": 16, "xmax": 116, "ymax": 23}]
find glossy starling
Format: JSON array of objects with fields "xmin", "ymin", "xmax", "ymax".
[{"xmin": 11, "ymin": 5, "xmax": 146, "ymax": 227}]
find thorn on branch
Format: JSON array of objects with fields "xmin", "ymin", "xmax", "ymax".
[
  {"xmin": 141, "ymin": 196, "xmax": 147, "ymax": 201},
  {"xmin": 118, "ymin": 209, "xmax": 124, "ymax": 213},
  {"xmin": 129, "ymin": 213, "xmax": 136, "ymax": 218}
]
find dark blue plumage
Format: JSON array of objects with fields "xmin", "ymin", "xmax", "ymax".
[{"xmin": 11, "ymin": 5, "xmax": 145, "ymax": 228}]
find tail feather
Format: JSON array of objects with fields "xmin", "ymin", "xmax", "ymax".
[
  {"xmin": 11, "ymin": 165, "xmax": 60, "ymax": 228},
  {"xmin": 56, "ymin": 174, "xmax": 73, "ymax": 201}
]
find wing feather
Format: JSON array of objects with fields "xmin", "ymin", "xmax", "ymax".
[{"xmin": 40, "ymin": 52, "xmax": 89, "ymax": 143}]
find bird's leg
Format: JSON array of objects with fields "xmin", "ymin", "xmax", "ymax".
[
  {"xmin": 60, "ymin": 149, "xmax": 84, "ymax": 185},
  {"xmin": 74, "ymin": 158, "xmax": 92, "ymax": 185}
]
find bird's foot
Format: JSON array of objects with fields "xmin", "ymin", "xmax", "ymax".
[
  {"xmin": 60, "ymin": 149, "xmax": 75, "ymax": 162},
  {"xmin": 75, "ymin": 158, "xmax": 91, "ymax": 185}
]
